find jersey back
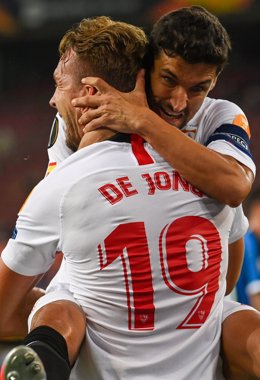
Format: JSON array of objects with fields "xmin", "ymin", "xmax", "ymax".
[{"xmin": 2, "ymin": 140, "xmax": 248, "ymax": 380}]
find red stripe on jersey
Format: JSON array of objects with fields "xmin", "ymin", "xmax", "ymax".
[{"xmin": 131, "ymin": 134, "xmax": 154, "ymax": 165}]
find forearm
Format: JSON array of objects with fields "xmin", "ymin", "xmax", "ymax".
[
  {"xmin": 226, "ymin": 239, "xmax": 244, "ymax": 295},
  {"xmin": 0, "ymin": 259, "xmax": 42, "ymax": 338},
  {"xmin": 222, "ymin": 310, "xmax": 260, "ymax": 379},
  {"xmin": 0, "ymin": 287, "xmax": 45, "ymax": 340},
  {"xmin": 137, "ymin": 110, "xmax": 253, "ymax": 206}
]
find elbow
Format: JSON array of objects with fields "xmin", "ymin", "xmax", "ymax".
[
  {"xmin": 223, "ymin": 183, "xmax": 252, "ymax": 208},
  {"xmin": 220, "ymin": 192, "xmax": 244, "ymax": 208},
  {"xmin": 225, "ymin": 197, "xmax": 243, "ymax": 208},
  {"xmin": 217, "ymin": 162, "xmax": 254, "ymax": 207}
]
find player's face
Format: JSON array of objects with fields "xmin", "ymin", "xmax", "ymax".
[
  {"xmin": 149, "ymin": 53, "xmax": 218, "ymax": 129},
  {"xmin": 49, "ymin": 49, "xmax": 85, "ymax": 151}
]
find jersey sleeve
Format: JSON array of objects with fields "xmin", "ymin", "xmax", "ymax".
[
  {"xmin": 228, "ymin": 204, "xmax": 249, "ymax": 244},
  {"xmin": 204, "ymin": 100, "xmax": 256, "ymax": 176},
  {"xmin": 222, "ymin": 298, "xmax": 256, "ymax": 322},
  {"xmin": 1, "ymin": 176, "xmax": 62, "ymax": 276},
  {"xmin": 46, "ymin": 113, "xmax": 73, "ymax": 175}
]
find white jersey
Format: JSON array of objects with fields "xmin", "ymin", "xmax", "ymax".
[
  {"xmin": 181, "ymin": 97, "xmax": 255, "ymax": 175},
  {"xmin": 46, "ymin": 114, "xmax": 73, "ymax": 175},
  {"xmin": 2, "ymin": 138, "xmax": 248, "ymax": 380},
  {"xmin": 46, "ymin": 97, "xmax": 256, "ymax": 176}
]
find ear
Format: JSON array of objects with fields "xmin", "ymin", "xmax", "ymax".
[
  {"xmin": 79, "ymin": 85, "xmax": 97, "ymax": 116},
  {"xmin": 86, "ymin": 85, "xmax": 96, "ymax": 96},
  {"xmin": 79, "ymin": 85, "xmax": 97, "ymax": 97}
]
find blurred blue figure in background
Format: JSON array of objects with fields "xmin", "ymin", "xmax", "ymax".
[{"xmin": 237, "ymin": 189, "xmax": 260, "ymax": 310}]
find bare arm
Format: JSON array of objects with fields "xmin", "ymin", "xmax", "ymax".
[
  {"xmin": 222, "ymin": 309, "xmax": 260, "ymax": 379},
  {"xmin": 131, "ymin": 113, "xmax": 253, "ymax": 207},
  {"xmin": 0, "ymin": 258, "xmax": 43, "ymax": 339},
  {"xmin": 74, "ymin": 72, "xmax": 254, "ymax": 206},
  {"xmin": 226, "ymin": 238, "xmax": 244, "ymax": 295}
]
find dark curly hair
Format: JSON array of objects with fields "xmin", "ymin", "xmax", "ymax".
[{"xmin": 146, "ymin": 6, "xmax": 231, "ymax": 74}]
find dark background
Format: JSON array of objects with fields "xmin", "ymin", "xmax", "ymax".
[{"xmin": 0, "ymin": 0, "xmax": 260, "ymax": 243}]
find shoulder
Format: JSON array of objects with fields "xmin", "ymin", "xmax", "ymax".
[
  {"xmin": 202, "ymin": 98, "xmax": 246, "ymax": 124},
  {"xmin": 197, "ymin": 98, "xmax": 252, "ymax": 149}
]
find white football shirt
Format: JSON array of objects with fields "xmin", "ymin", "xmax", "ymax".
[
  {"xmin": 2, "ymin": 138, "xmax": 249, "ymax": 380},
  {"xmin": 46, "ymin": 97, "xmax": 255, "ymax": 176}
]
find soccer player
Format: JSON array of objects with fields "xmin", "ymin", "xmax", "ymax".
[
  {"xmin": 0, "ymin": 12, "xmax": 250, "ymax": 380},
  {"xmin": 0, "ymin": 5, "xmax": 258, "ymax": 380},
  {"xmin": 48, "ymin": 6, "xmax": 260, "ymax": 379},
  {"xmin": 0, "ymin": 15, "xmax": 148, "ymax": 380},
  {"xmin": 46, "ymin": 5, "xmax": 255, "ymax": 298},
  {"xmin": 75, "ymin": 6, "xmax": 255, "ymax": 206}
]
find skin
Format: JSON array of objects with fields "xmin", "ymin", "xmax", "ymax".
[
  {"xmin": 47, "ymin": 49, "xmax": 256, "ymax": 378},
  {"xmin": 70, "ymin": 54, "xmax": 258, "ymax": 378},
  {"xmin": 226, "ymin": 238, "xmax": 244, "ymax": 295},
  {"xmin": 73, "ymin": 54, "xmax": 254, "ymax": 207},
  {"xmin": 30, "ymin": 299, "xmax": 86, "ymax": 365},
  {"xmin": 0, "ymin": 49, "xmax": 249, "ymax": 377},
  {"xmin": 50, "ymin": 48, "xmax": 90, "ymax": 152},
  {"xmin": 41, "ymin": 48, "xmax": 89, "ymax": 364},
  {"xmin": 222, "ymin": 310, "xmax": 260, "ymax": 379},
  {"xmin": 0, "ymin": 48, "xmax": 88, "ymax": 366},
  {"xmin": 0, "ymin": 264, "xmax": 44, "ymax": 339},
  {"xmin": 41, "ymin": 49, "xmax": 246, "ymax": 372},
  {"xmin": 149, "ymin": 53, "xmax": 218, "ymax": 129},
  {"xmin": 0, "ymin": 257, "xmax": 85, "ymax": 365}
]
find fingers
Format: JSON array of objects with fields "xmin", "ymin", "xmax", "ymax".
[
  {"xmin": 78, "ymin": 106, "xmax": 112, "ymax": 133},
  {"xmin": 72, "ymin": 94, "xmax": 101, "ymax": 108},
  {"xmin": 78, "ymin": 107, "xmax": 102, "ymax": 128},
  {"xmin": 81, "ymin": 76, "xmax": 113, "ymax": 93}
]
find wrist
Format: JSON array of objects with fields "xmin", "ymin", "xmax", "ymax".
[{"xmin": 133, "ymin": 108, "xmax": 160, "ymax": 141}]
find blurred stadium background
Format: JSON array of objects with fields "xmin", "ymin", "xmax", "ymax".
[{"xmin": 0, "ymin": 0, "xmax": 260, "ymax": 245}]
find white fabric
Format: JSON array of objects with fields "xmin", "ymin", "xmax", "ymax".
[
  {"xmin": 48, "ymin": 113, "xmax": 73, "ymax": 164},
  {"xmin": 181, "ymin": 97, "xmax": 255, "ymax": 176},
  {"xmin": 2, "ymin": 140, "xmax": 248, "ymax": 380},
  {"xmin": 49, "ymin": 97, "xmax": 256, "ymax": 174},
  {"xmin": 222, "ymin": 299, "xmax": 256, "ymax": 321},
  {"xmin": 22, "ymin": 97, "xmax": 255, "ymax": 379}
]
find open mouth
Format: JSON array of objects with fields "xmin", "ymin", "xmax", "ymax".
[{"xmin": 159, "ymin": 107, "xmax": 184, "ymax": 124}]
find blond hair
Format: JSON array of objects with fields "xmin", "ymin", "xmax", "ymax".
[{"xmin": 59, "ymin": 16, "xmax": 148, "ymax": 91}]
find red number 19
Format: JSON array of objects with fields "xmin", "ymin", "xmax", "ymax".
[{"xmin": 98, "ymin": 216, "xmax": 221, "ymax": 331}]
